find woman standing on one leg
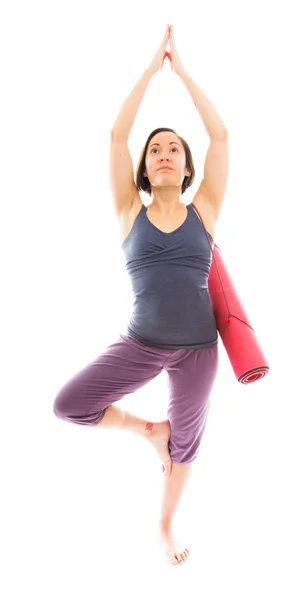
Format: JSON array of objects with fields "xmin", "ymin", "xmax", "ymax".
[
  {"xmin": 53, "ymin": 24, "xmax": 229, "ymax": 566},
  {"xmin": 111, "ymin": 25, "xmax": 228, "ymax": 565}
]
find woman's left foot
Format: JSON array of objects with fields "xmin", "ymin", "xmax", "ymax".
[
  {"xmin": 147, "ymin": 420, "xmax": 173, "ymax": 477},
  {"xmin": 157, "ymin": 522, "xmax": 190, "ymax": 566}
]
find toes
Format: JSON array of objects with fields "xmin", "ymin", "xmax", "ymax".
[
  {"xmin": 169, "ymin": 553, "xmax": 182, "ymax": 565},
  {"xmin": 175, "ymin": 554, "xmax": 184, "ymax": 564},
  {"xmin": 169, "ymin": 551, "xmax": 189, "ymax": 565}
]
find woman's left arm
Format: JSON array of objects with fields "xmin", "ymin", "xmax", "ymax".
[
  {"xmin": 181, "ymin": 71, "xmax": 229, "ymax": 219},
  {"xmin": 179, "ymin": 71, "xmax": 228, "ymax": 139},
  {"xmin": 168, "ymin": 26, "xmax": 228, "ymax": 218},
  {"xmin": 169, "ymin": 25, "xmax": 227, "ymax": 138}
]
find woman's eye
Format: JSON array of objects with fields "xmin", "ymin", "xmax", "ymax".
[{"xmin": 151, "ymin": 148, "xmax": 177, "ymax": 153}]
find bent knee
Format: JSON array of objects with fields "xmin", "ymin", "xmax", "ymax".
[
  {"xmin": 52, "ymin": 384, "xmax": 105, "ymax": 426},
  {"xmin": 53, "ymin": 388, "xmax": 70, "ymax": 421},
  {"xmin": 52, "ymin": 377, "xmax": 80, "ymax": 421}
]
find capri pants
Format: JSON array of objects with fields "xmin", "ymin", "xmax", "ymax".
[{"xmin": 53, "ymin": 334, "xmax": 219, "ymax": 465}]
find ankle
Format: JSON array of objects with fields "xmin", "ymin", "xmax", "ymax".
[
  {"xmin": 122, "ymin": 410, "xmax": 154, "ymax": 439},
  {"xmin": 158, "ymin": 518, "xmax": 172, "ymax": 531}
]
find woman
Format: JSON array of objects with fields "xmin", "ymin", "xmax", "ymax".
[{"xmin": 53, "ymin": 24, "xmax": 229, "ymax": 567}]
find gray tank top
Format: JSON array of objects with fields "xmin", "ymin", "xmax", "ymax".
[{"xmin": 121, "ymin": 203, "xmax": 218, "ymax": 349}]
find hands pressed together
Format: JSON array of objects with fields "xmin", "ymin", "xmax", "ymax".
[{"xmin": 148, "ymin": 24, "xmax": 186, "ymax": 77}]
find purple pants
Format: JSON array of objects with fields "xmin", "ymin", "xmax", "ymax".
[{"xmin": 53, "ymin": 334, "xmax": 219, "ymax": 464}]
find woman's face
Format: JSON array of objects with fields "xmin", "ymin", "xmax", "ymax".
[{"xmin": 144, "ymin": 131, "xmax": 190, "ymax": 188}]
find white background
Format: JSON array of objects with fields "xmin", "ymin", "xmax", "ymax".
[{"xmin": 1, "ymin": 0, "xmax": 297, "ymax": 597}]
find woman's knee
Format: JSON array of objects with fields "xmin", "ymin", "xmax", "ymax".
[
  {"xmin": 53, "ymin": 384, "xmax": 71, "ymax": 421},
  {"xmin": 52, "ymin": 375, "xmax": 82, "ymax": 422},
  {"xmin": 53, "ymin": 378, "xmax": 107, "ymax": 426}
]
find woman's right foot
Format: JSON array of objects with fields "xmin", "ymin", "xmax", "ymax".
[{"xmin": 147, "ymin": 420, "xmax": 172, "ymax": 476}]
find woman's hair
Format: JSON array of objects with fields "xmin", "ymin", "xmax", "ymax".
[{"xmin": 135, "ymin": 127, "xmax": 195, "ymax": 196}]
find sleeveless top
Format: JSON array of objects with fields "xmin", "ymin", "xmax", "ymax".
[{"xmin": 120, "ymin": 203, "xmax": 218, "ymax": 349}]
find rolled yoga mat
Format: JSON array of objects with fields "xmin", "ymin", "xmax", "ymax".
[{"xmin": 192, "ymin": 203, "xmax": 270, "ymax": 384}]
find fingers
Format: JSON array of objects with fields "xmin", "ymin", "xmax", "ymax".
[
  {"xmin": 162, "ymin": 25, "xmax": 170, "ymax": 44},
  {"xmin": 159, "ymin": 25, "xmax": 173, "ymax": 72},
  {"xmin": 169, "ymin": 26, "xmax": 176, "ymax": 54},
  {"xmin": 164, "ymin": 24, "xmax": 171, "ymax": 38}
]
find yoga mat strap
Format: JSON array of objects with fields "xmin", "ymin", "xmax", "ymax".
[{"xmin": 191, "ymin": 203, "xmax": 255, "ymax": 339}]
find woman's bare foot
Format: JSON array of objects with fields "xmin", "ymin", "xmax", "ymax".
[
  {"xmin": 147, "ymin": 420, "xmax": 172, "ymax": 476},
  {"xmin": 157, "ymin": 522, "xmax": 190, "ymax": 566}
]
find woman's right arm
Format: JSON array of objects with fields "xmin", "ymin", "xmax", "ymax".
[
  {"xmin": 110, "ymin": 69, "xmax": 153, "ymax": 142},
  {"xmin": 109, "ymin": 26, "xmax": 170, "ymax": 216},
  {"xmin": 109, "ymin": 70, "xmax": 154, "ymax": 216}
]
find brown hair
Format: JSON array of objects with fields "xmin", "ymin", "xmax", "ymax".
[{"xmin": 135, "ymin": 127, "xmax": 195, "ymax": 196}]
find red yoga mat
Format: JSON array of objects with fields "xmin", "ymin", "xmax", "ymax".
[{"xmin": 192, "ymin": 203, "xmax": 270, "ymax": 384}]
